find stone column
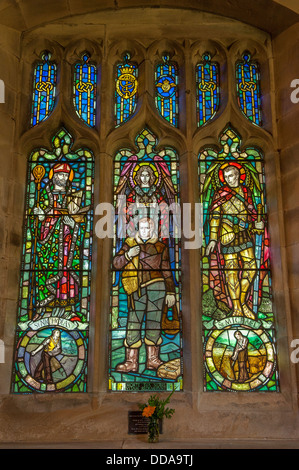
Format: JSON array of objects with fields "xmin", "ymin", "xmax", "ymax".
[
  {"xmin": 273, "ymin": 22, "xmax": 299, "ymax": 392},
  {"xmin": 0, "ymin": 25, "xmax": 21, "ymax": 394}
]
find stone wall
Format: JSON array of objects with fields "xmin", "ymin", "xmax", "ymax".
[{"xmin": 273, "ymin": 23, "xmax": 299, "ymax": 395}]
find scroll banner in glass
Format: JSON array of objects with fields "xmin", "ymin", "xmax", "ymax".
[
  {"xmin": 74, "ymin": 53, "xmax": 97, "ymax": 127},
  {"xmin": 110, "ymin": 128, "xmax": 182, "ymax": 392},
  {"xmin": 155, "ymin": 55, "xmax": 179, "ymax": 127},
  {"xmin": 12, "ymin": 128, "xmax": 94, "ymax": 393},
  {"xmin": 199, "ymin": 126, "xmax": 279, "ymax": 392},
  {"xmin": 115, "ymin": 54, "xmax": 138, "ymax": 126},
  {"xmin": 236, "ymin": 52, "xmax": 261, "ymax": 126},
  {"xmin": 31, "ymin": 52, "xmax": 56, "ymax": 127},
  {"xmin": 196, "ymin": 53, "xmax": 219, "ymax": 127}
]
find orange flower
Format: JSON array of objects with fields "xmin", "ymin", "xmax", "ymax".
[{"xmin": 142, "ymin": 405, "xmax": 156, "ymax": 418}]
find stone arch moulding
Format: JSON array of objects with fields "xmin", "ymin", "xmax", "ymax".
[
  {"xmin": 105, "ymin": 112, "xmax": 188, "ymax": 160},
  {"xmin": 192, "ymin": 93, "xmax": 275, "ymax": 156},
  {"xmin": 18, "ymin": 39, "xmax": 103, "ymax": 152}
]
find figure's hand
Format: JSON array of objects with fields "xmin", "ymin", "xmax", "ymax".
[
  {"xmin": 128, "ymin": 245, "xmax": 140, "ymax": 258},
  {"xmin": 68, "ymin": 202, "xmax": 80, "ymax": 215},
  {"xmin": 33, "ymin": 206, "xmax": 45, "ymax": 221},
  {"xmin": 63, "ymin": 215, "xmax": 75, "ymax": 228},
  {"xmin": 254, "ymin": 220, "xmax": 264, "ymax": 231},
  {"xmin": 205, "ymin": 240, "xmax": 216, "ymax": 256},
  {"xmin": 165, "ymin": 294, "xmax": 176, "ymax": 308}
]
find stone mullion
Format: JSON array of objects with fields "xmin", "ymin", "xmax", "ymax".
[
  {"xmin": 180, "ymin": 41, "xmax": 203, "ymax": 398},
  {"xmin": 98, "ymin": 32, "xmax": 111, "ymax": 152},
  {"xmin": 89, "ymin": 30, "xmax": 113, "ymax": 394}
]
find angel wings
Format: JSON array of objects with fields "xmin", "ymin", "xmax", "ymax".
[{"xmin": 115, "ymin": 155, "xmax": 177, "ymax": 239}]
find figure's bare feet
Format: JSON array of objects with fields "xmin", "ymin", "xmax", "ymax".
[{"xmin": 242, "ymin": 304, "xmax": 255, "ymax": 320}]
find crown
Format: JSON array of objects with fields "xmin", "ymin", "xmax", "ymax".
[{"xmin": 119, "ymin": 64, "xmax": 135, "ymax": 76}]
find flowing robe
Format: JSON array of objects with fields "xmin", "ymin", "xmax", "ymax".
[{"xmin": 34, "ymin": 183, "xmax": 83, "ymax": 310}]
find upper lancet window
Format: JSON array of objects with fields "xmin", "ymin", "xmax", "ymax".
[
  {"xmin": 73, "ymin": 52, "xmax": 97, "ymax": 127},
  {"xmin": 199, "ymin": 126, "xmax": 278, "ymax": 392},
  {"xmin": 109, "ymin": 129, "xmax": 182, "ymax": 392},
  {"xmin": 115, "ymin": 53, "xmax": 138, "ymax": 127},
  {"xmin": 12, "ymin": 36, "xmax": 278, "ymax": 395},
  {"xmin": 236, "ymin": 51, "xmax": 261, "ymax": 126},
  {"xmin": 31, "ymin": 51, "xmax": 56, "ymax": 127},
  {"xmin": 196, "ymin": 52, "xmax": 220, "ymax": 127}
]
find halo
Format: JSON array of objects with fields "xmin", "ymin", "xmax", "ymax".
[
  {"xmin": 132, "ymin": 162, "xmax": 159, "ymax": 186},
  {"xmin": 218, "ymin": 161, "xmax": 246, "ymax": 184}
]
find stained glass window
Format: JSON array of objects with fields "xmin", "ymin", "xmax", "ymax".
[
  {"xmin": 0, "ymin": 79, "xmax": 4, "ymax": 103},
  {"xmin": 12, "ymin": 128, "xmax": 94, "ymax": 393},
  {"xmin": 199, "ymin": 126, "xmax": 279, "ymax": 392},
  {"xmin": 236, "ymin": 51, "xmax": 261, "ymax": 126},
  {"xmin": 196, "ymin": 52, "xmax": 219, "ymax": 127},
  {"xmin": 74, "ymin": 53, "xmax": 97, "ymax": 127},
  {"xmin": 115, "ymin": 53, "xmax": 138, "ymax": 126},
  {"xmin": 155, "ymin": 54, "xmax": 179, "ymax": 127},
  {"xmin": 109, "ymin": 128, "xmax": 182, "ymax": 392},
  {"xmin": 31, "ymin": 51, "xmax": 56, "ymax": 127}
]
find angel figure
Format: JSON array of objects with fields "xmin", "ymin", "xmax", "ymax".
[
  {"xmin": 115, "ymin": 156, "xmax": 177, "ymax": 240},
  {"xmin": 203, "ymin": 161, "xmax": 269, "ymax": 319}
]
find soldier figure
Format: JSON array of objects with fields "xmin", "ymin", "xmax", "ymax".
[
  {"xmin": 205, "ymin": 164, "xmax": 264, "ymax": 319},
  {"xmin": 113, "ymin": 217, "xmax": 176, "ymax": 373}
]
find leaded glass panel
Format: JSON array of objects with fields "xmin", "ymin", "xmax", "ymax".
[
  {"xmin": 73, "ymin": 53, "xmax": 97, "ymax": 127},
  {"xmin": 12, "ymin": 128, "xmax": 94, "ymax": 393},
  {"xmin": 31, "ymin": 51, "xmax": 56, "ymax": 127},
  {"xmin": 115, "ymin": 53, "xmax": 138, "ymax": 126},
  {"xmin": 196, "ymin": 52, "xmax": 219, "ymax": 127},
  {"xmin": 236, "ymin": 52, "xmax": 261, "ymax": 126},
  {"xmin": 155, "ymin": 54, "xmax": 179, "ymax": 127},
  {"xmin": 109, "ymin": 129, "xmax": 182, "ymax": 392}
]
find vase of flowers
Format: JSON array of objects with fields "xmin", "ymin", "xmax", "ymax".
[{"xmin": 138, "ymin": 390, "xmax": 175, "ymax": 443}]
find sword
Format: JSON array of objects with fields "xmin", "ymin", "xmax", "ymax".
[{"xmin": 252, "ymin": 204, "xmax": 263, "ymax": 316}]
